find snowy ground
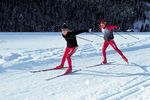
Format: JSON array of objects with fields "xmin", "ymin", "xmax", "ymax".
[{"xmin": 0, "ymin": 32, "xmax": 150, "ymax": 100}]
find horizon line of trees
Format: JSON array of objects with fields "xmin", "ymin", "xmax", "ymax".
[{"xmin": 0, "ymin": 0, "xmax": 149, "ymax": 32}]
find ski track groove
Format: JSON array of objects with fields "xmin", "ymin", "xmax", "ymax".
[{"xmin": 99, "ymin": 77, "xmax": 150, "ymax": 100}]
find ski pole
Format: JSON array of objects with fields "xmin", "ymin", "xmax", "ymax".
[
  {"xmin": 125, "ymin": 32, "xmax": 139, "ymax": 40},
  {"xmin": 77, "ymin": 36, "xmax": 97, "ymax": 50},
  {"xmin": 87, "ymin": 32, "xmax": 103, "ymax": 38},
  {"xmin": 115, "ymin": 32, "xmax": 127, "ymax": 39},
  {"xmin": 76, "ymin": 36, "xmax": 93, "ymax": 43}
]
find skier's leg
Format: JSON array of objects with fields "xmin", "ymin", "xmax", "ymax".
[
  {"xmin": 55, "ymin": 47, "xmax": 69, "ymax": 69},
  {"xmin": 65, "ymin": 47, "xmax": 77, "ymax": 74},
  {"xmin": 109, "ymin": 40, "xmax": 128, "ymax": 63},
  {"xmin": 102, "ymin": 41, "xmax": 109, "ymax": 64}
]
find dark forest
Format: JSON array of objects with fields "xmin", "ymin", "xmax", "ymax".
[{"xmin": 0, "ymin": 0, "xmax": 149, "ymax": 32}]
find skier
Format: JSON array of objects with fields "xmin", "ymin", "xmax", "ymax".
[
  {"xmin": 55, "ymin": 23, "xmax": 91, "ymax": 74},
  {"xmin": 99, "ymin": 19, "xmax": 128, "ymax": 64}
]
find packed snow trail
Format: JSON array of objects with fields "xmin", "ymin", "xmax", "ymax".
[{"xmin": 0, "ymin": 32, "xmax": 150, "ymax": 100}]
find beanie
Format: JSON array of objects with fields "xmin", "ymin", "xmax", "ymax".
[{"xmin": 62, "ymin": 23, "xmax": 68, "ymax": 29}]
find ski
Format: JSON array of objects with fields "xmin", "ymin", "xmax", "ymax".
[
  {"xmin": 46, "ymin": 73, "xmax": 65, "ymax": 81},
  {"xmin": 30, "ymin": 67, "xmax": 68, "ymax": 73},
  {"xmin": 85, "ymin": 62, "xmax": 112, "ymax": 69},
  {"xmin": 85, "ymin": 63, "xmax": 103, "ymax": 68},
  {"xmin": 32, "ymin": 62, "xmax": 114, "ymax": 80},
  {"xmin": 30, "ymin": 62, "xmax": 113, "ymax": 73},
  {"xmin": 46, "ymin": 69, "xmax": 81, "ymax": 81}
]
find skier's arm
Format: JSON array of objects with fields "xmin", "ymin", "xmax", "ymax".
[
  {"xmin": 72, "ymin": 30, "xmax": 90, "ymax": 35},
  {"xmin": 107, "ymin": 25, "xmax": 119, "ymax": 31}
]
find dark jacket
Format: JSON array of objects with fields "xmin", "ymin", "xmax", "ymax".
[{"xmin": 62, "ymin": 30, "xmax": 88, "ymax": 47}]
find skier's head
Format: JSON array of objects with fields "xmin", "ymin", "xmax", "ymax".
[
  {"xmin": 61, "ymin": 23, "xmax": 69, "ymax": 35},
  {"xmin": 62, "ymin": 23, "xmax": 68, "ymax": 29},
  {"xmin": 100, "ymin": 19, "xmax": 106, "ymax": 28}
]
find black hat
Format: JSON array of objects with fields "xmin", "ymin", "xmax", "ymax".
[{"xmin": 62, "ymin": 23, "xmax": 68, "ymax": 29}]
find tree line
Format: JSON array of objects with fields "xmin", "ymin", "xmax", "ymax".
[{"xmin": 0, "ymin": 0, "xmax": 148, "ymax": 32}]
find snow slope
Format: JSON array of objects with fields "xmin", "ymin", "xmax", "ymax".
[{"xmin": 0, "ymin": 32, "xmax": 150, "ymax": 100}]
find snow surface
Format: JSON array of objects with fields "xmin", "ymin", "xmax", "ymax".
[{"xmin": 0, "ymin": 32, "xmax": 150, "ymax": 100}]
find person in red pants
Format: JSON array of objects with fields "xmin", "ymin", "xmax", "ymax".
[
  {"xmin": 99, "ymin": 19, "xmax": 128, "ymax": 64},
  {"xmin": 55, "ymin": 23, "xmax": 90, "ymax": 74}
]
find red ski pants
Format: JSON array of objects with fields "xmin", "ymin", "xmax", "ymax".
[
  {"xmin": 60, "ymin": 47, "xmax": 77, "ymax": 67},
  {"xmin": 102, "ymin": 40, "xmax": 127, "ymax": 61}
]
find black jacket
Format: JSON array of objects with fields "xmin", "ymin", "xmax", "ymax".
[{"xmin": 62, "ymin": 30, "xmax": 88, "ymax": 47}]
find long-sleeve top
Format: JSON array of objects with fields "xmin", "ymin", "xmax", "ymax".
[
  {"xmin": 99, "ymin": 24, "xmax": 119, "ymax": 41},
  {"xmin": 62, "ymin": 30, "xmax": 88, "ymax": 47}
]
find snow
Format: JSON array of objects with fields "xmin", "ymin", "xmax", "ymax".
[{"xmin": 0, "ymin": 32, "xmax": 150, "ymax": 100}]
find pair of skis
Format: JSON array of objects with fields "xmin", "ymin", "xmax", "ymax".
[
  {"xmin": 30, "ymin": 67, "xmax": 82, "ymax": 81},
  {"xmin": 30, "ymin": 63, "xmax": 111, "ymax": 81},
  {"xmin": 30, "ymin": 67, "xmax": 67, "ymax": 73}
]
